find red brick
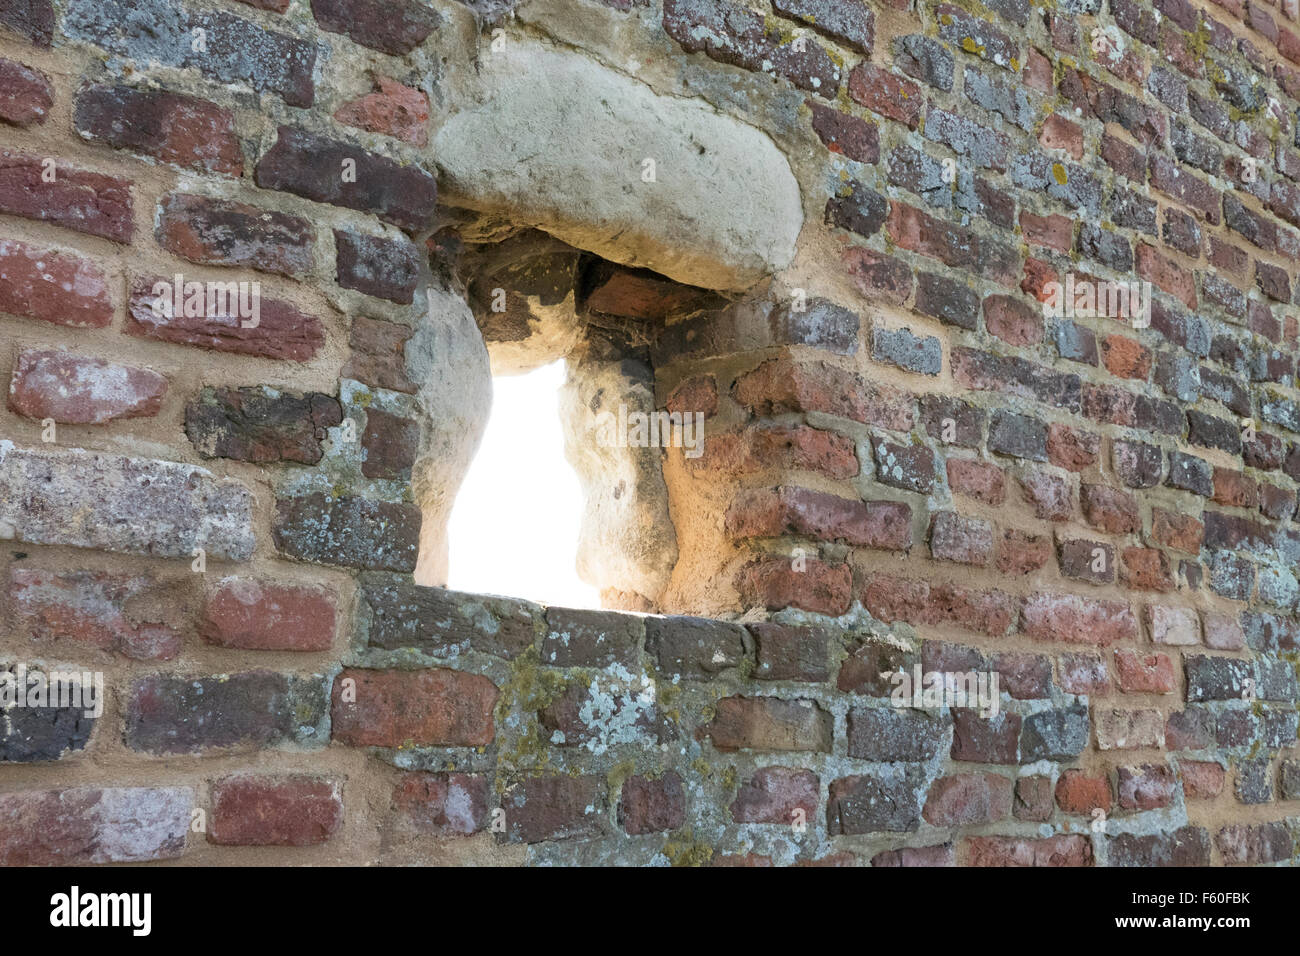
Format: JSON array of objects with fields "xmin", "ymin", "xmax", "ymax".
[
  {"xmin": 1055, "ymin": 769, "xmax": 1112, "ymax": 814},
  {"xmin": 1039, "ymin": 113, "xmax": 1084, "ymax": 159},
  {"xmin": 1080, "ymin": 483, "xmax": 1139, "ymax": 534},
  {"xmin": 1136, "ymin": 242, "xmax": 1197, "ymax": 309},
  {"xmin": 807, "ymin": 100, "xmax": 879, "ymax": 163},
  {"xmin": 1101, "ymin": 334, "xmax": 1152, "ymax": 380},
  {"xmin": 947, "ymin": 458, "xmax": 1005, "ymax": 505},
  {"xmin": 1114, "ymin": 649, "xmax": 1175, "ymax": 693},
  {"xmin": 1201, "ymin": 612, "xmax": 1244, "ymax": 650},
  {"xmin": 1120, "ymin": 547, "xmax": 1175, "ymax": 592},
  {"xmin": 923, "ymin": 773, "xmax": 1012, "ymax": 826},
  {"xmin": 996, "ymin": 529, "xmax": 1052, "ymax": 575},
  {"xmin": 499, "ymin": 775, "xmax": 606, "ymax": 844},
  {"xmin": 1181, "ymin": 760, "xmax": 1225, "ymax": 799},
  {"xmin": 847, "ymin": 63, "xmax": 923, "ymax": 128},
  {"xmin": 701, "ymin": 697, "xmax": 832, "ymax": 752},
  {"xmin": 1024, "ymin": 48, "xmax": 1053, "ymax": 92},
  {"xmin": 966, "ymin": 834, "xmax": 1093, "ymax": 867},
  {"xmin": 0, "ymin": 58, "xmax": 52, "ymax": 126},
  {"xmin": 331, "ymin": 668, "xmax": 498, "ymax": 747},
  {"xmin": 203, "ymin": 578, "xmax": 336, "ymax": 652},
  {"xmin": 1058, "ymin": 652, "xmax": 1109, "ymax": 695},
  {"xmin": 842, "ymin": 247, "xmax": 913, "ymax": 304},
  {"xmin": 1019, "ymin": 211, "xmax": 1073, "ymax": 252},
  {"xmin": 725, "ymin": 486, "xmax": 911, "ymax": 550},
  {"xmin": 75, "ymin": 85, "xmax": 242, "ymax": 175},
  {"xmin": 1047, "ymin": 424, "xmax": 1099, "ymax": 471},
  {"xmin": 1014, "ymin": 776, "xmax": 1053, "ymax": 822},
  {"xmin": 666, "ymin": 375, "xmax": 718, "ymax": 417},
  {"xmin": 730, "ymin": 767, "xmax": 818, "ymax": 823},
  {"xmin": 255, "ymin": 125, "xmax": 437, "ymax": 233},
  {"xmin": 619, "ymin": 772, "xmax": 686, "ymax": 834},
  {"xmin": 865, "ymin": 574, "xmax": 1018, "ymax": 636},
  {"xmin": 344, "ymin": 316, "xmax": 416, "ymax": 393},
  {"xmin": 733, "ymin": 355, "xmax": 913, "ymax": 431},
  {"xmin": 693, "ymin": 424, "xmax": 859, "ymax": 480},
  {"xmin": 736, "ymin": 555, "xmax": 852, "ymax": 616},
  {"xmin": 1117, "ymin": 764, "xmax": 1176, "ymax": 810},
  {"xmin": 1018, "ymin": 469, "xmax": 1073, "ymax": 521},
  {"xmin": 887, "ymin": 202, "xmax": 1019, "ymax": 285},
  {"xmin": 0, "ymin": 150, "xmax": 133, "ymax": 242},
  {"xmin": 10, "ymin": 567, "xmax": 183, "ymax": 661},
  {"xmin": 127, "ymin": 275, "xmax": 325, "ymax": 361},
  {"xmin": 873, "ymin": 844, "xmax": 956, "ymax": 866},
  {"xmin": 0, "ymin": 787, "xmax": 191, "ymax": 865},
  {"xmin": 209, "ymin": 775, "xmax": 342, "ymax": 846},
  {"xmin": 334, "ymin": 75, "xmax": 429, "ymax": 146},
  {"xmin": 1151, "ymin": 508, "xmax": 1203, "ymax": 553},
  {"xmin": 156, "ymin": 192, "xmax": 315, "ymax": 277},
  {"xmin": 0, "ymin": 238, "xmax": 113, "ymax": 328},
  {"xmin": 984, "ymin": 294, "xmax": 1043, "ymax": 345},
  {"xmin": 1021, "ymin": 592, "xmax": 1137, "ymax": 644},
  {"xmin": 8, "ymin": 349, "xmax": 166, "ymax": 424},
  {"xmin": 310, "ymin": 0, "xmax": 439, "ymax": 55},
  {"xmin": 1212, "ymin": 468, "xmax": 1258, "ymax": 509},
  {"xmin": 392, "ymin": 772, "xmax": 489, "ymax": 835},
  {"xmin": 929, "ymin": 511, "xmax": 993, "ymax": 565}
]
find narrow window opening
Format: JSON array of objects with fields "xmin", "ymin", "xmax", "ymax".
[{"xmin": 446, "ymin": 359, "xmax": 600, "ymax": 608}]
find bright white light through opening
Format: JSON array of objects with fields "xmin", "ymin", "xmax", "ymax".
[{"xmin": 447, "ymin": 359, "xmax": 600, "ymax": 609}]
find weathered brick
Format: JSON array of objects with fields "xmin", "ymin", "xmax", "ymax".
[
  {"xmin": 335, "ymin": 74, "xmax": 430, "ymax": 145},
  {"xmin": 702, "ymin": 697, "xmax": 832, "ymax": 752},
  {"xmin": 731, "ymin": 766, "xmax": 818, "ymax": 824},
  {"xmin": 9, "ymin": 349, "xmax": 166, "ymax": 424},
  {"xmin": 128, "ymin": 671, "xmax": 327, "ymax": 754},
  {"xmin": 542, "ymin": 607, "xmax": 642, "ymax": 668},
  {"xmin": 0, "ymin": 58, "xmax": 52, "ymax": 126},
  {"xmin": 10, "ymin": 568, "xmax": 182, "ymax": 661},
  {"xmin": 310, "ymin": 0, "xmax": 439, "ymax": 55},
  {"xmin": 828, "ymin": 772, "xmax": 924, "ymax": 834},
  {"xmin": 157, "ymin": 193, "xmax": 315, "ymax": 277},
  {"xmin": 128, "ymin": 276, "xmax": 324, "ymax": 361},
  {"xmin": 331, "ymin": 668, "xmax": 496, "ymax": 747},
  {"xmin": 0, "ymin": 788, "xmax": 191, "ymax": 865},
  {"xmin": 256, "ymin": 126, "xmax": 437, "ymax": 233},
  {"xmin": 663, "ymin": 0, "xmax": 841, "ymax": 97},
  {"xmin": 75, "ymin": 85, "xmax": 242, "ymax": 175},
  {"xmin": 619, "ymin": 772, "xmax": 686, "ymax": 834},
  {"xmin": 736, "ymin": 555, "xmax": 852, "ymax": 616},
  {"xmin": 203, "ymin": 578, "xmax": 336, "ymax": 652},
  {"xmin": 186, "ymin": 386, "xmax": 342, "ymax": 465},
  {"xmin": 0, "ymin": 239, "xmax": 113, "ymax": 329},
  {"xmin": 725, "ymin": 485, "xmax": 911, "ymax": 550},
  {"xmin": 966, "ymin": 834, "xmax": 1092, "ymax": 867},
  {"xmin": 0, "ymin": 150, "xmax": 132, "ymax": 242},
  {"xmin": 63, "ymin": 0, "xmax": 315, "ymax": 106},
  {"xmin": 335, "ymin": 229, "xmax": 421, "ymax": 304},
  {"xmin": 1021, "ymin": 592, "xmax": 1137, "ymax": 645},
  {"xmin": 273, "ymin": 493, "xmax": 421, "ymax": 572},
  {"xmin": 1094, "ymin": 708, "xmax": 1165, "ymax": 749},
  {"xmin": 209, "ymin": 775, "xmax": 342, "ymax": 846},
  {"xmin": 0, "ymin": 445, "xmax": 254, "ymax": 560},
  {"xmin": 499, "ymin": 775, "xmax": 605, "ymax": 843},
  {"xmin": 929, "ymin": 511, "xmax": 992, "ymax": 565},
  {"xmin": 923, "ymin": 773, "xmax": 1012, "ymax": 826},
  {"xmin": 392, "ymin": 772, "xmax": 488, "ymax": 835}
]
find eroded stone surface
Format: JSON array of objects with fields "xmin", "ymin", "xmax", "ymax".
[{"xmin": 434, "ymin": 40, "xmax": 802, "ymax": 291}]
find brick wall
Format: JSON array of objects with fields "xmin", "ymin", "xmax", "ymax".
[{"xmin": 1, "ymin": 0, "xmax": 1299, "ymax": 866}]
